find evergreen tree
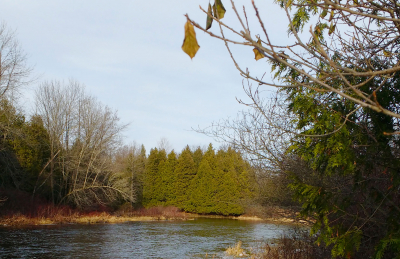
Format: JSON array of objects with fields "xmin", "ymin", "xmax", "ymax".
[
  {"xmin": 188, "ymin": 158, "xmax": 217, "ymax": 214},
  {"xmin": 16, "ymin": 115, "xmax": 51, "ymax": 194},
  {"xmin": 141, "ymin": 143, "xmax": 256, "ymax": 216},
  {"xmin": 203, "ymin": 144, "xmax": 216, "ymax": 170},
  {"xmin": 192, "ymin": 146, "xmax": 203, "ymax": 168},
  {"xmin": 154, "ymin": 149, "xmax": 167, "ymax": 204},
  {"xmin": 187, "ymin": 145, "xmax": 255, "ymax": 215},
  {"xmin": 134, "ymin": 144, "xmax": 147, "ymax": 205},
  {"xmin": 213, "ymin": 149, "xmax": 243, "ymax": 215},
  {"xmin": 163, "ymin": 150, "xmax": 177, "ymax": 205},
  {"xmin": 174, "ymin": 146, "xmax": 196, "ymax": 209},
  {"xmin": 143, "ymin": 148, "xmax": 161, "ymax": 206},
  {"xmin": 226, "ymin": 147, "xmax": 257, "ymax": 202},
  {"xmin": 285, "ymin": 67, "xmax": 400, "ymax": 257},
  {"xmin": 0, "ymin": 100, "xmax": 51, "ymax": 194}
]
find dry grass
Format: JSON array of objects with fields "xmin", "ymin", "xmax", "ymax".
[
  {"xmin": 1, "ymin": 215, "xmax": 53, "ymax": 226},
  {"xmin": 0, "ymin": 189, "xmax": 189, "ymax": 227},
  {"xmin": 0, "ymin": 206, "xmax": 191, "ymax": 227},
  {"xmin": 225, "ymin": 241, "xmax": 248, "ymax": 257},
  {"xmin": 0, "ymin": 213, "xmax": 181, "ymax": 227}
]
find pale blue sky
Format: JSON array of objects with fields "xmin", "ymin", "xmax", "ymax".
[{"xmin": 0, "ymin": 1, "xmax": 289, "ymax": 152}]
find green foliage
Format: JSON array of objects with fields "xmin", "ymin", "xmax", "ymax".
[
  {"xmin": 142, "ymin": 144, "xmax": 257, "ymax": 216},
  {"xmin": 0, "ymin": 100, "xmax": 51, "ymax": 193},
  {"xmin": 174, "ymin": 146, "xmax": 196, "ymax": 209},
  {"xmin": 375, "ymin": 236, "xmax": 400, "ymax": 259},
  {"xmin": 213, "ymin": 166, "xmax": 243, "ymax": 216},
  {"xmin": 187, "ymin": 159, "xmax": 216, "ymax": 214},
  {"xmin": 284, "ymin": 66, "xmax": 400, "ymax": 257},
  {"xmin": 192, "ymin": 146, "xmax": 203, "ymax": 168},
  {"xmin": 163, "ymin": 151, "xmax": 177, "ymax": 204},
  {"xmin": 143, "ymin": 148, "xmax": 166, "ymax": 207},
  {"xmin": 11, "ymin": 115, "xmax": 51, "ymax": 192}
]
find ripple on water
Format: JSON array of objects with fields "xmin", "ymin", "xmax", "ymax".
[{"xmin": 0, "ymin": 218, "xmax": 292, "ymax": 258}]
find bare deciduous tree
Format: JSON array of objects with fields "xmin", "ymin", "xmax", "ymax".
[
  {"xmin": 113, "ymin": 142, "xmax": 147, "ymax": 207},
  {"xmin": 35, "ymin": 79, "xmax": 131, "ymax": 207},
  {"xmin": 0, "ymin": 22, "xmax": 33, "ymax": 153},
  {"xmin": 198, "ymin": 90, "xmax": 294, "ymax": 172},
  {"xmin": 35, "ymin": 79, "xmax": 82, "ymax": 203},
  {"xmin": 157, "ymin": 137, "xmax": 172, "ymax": 154},
  {"xmin": 187, "ymin": 0, "xmax": 400, "ymax": 132},
  {"xmin": 0, "ymin": 22, "xmax": 32, "ymax": 100}
]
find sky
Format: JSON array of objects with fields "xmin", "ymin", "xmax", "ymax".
[{"xmin": 0, "ymin": 1, "xmax": 290, "ymax": 153}]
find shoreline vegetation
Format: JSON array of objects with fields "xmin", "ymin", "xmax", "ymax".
[{"xmin": 0, "ymin": 205, "xmax": 310, "ymax": 227}]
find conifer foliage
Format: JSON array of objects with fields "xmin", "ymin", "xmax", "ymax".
[{"xmin": 142, "ymin": 144, "xmax": 256, "ymax": 216}]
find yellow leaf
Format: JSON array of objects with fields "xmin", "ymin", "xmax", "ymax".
[
  {"xmin": 213, "ymin": 0, "xmax": 226, "ymax": 19},
  {"xmin": 206, "ymin": 3, "xmax": 213, "ymax": 30},
  {"xmin": 253, "ymin": 39, "xmax": 264, "ymax": 61},
  {"xmin": 182, "ymin": 20, "xmax": 200, "ymax": 59},
  {"xmin": 383, "ymin": 50, "xmax": 391, "ymax": 57}
]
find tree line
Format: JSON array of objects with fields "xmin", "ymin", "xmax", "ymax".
[
  {"xmin": 0, "ymin": 22, "xmax": 257, "ymax": 216},
  {"xmin": 1, "ymin": 85, "xmax": 257, "ymax": 215},
  {"xmin": 1, "ymin": 77, "xmax": 260, "ymax": 215}
]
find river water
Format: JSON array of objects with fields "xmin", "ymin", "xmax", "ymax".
[{"xmin": 0, "ymin": 218, "xmax": 292, "ymax": 258}]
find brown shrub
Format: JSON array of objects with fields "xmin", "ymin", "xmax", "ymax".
[{"xmin": 252, "ymin": 228, "xmax": 331, "ymax": 259}]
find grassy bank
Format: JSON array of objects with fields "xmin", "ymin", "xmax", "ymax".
[
  {"xmin": 0, "ymin": 205, "xmax": 310, "ymax": 227},
  {"xmin": 0, "ymin": 212, "xmax": 188, "ymax": 227},
  {"xmin": 0, "ymin": 205, "xmax": 192, "ymax": 227}
]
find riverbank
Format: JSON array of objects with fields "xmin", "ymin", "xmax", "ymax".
[
  {"xmin": 0, "ymin": 191, "xmax": 312, "ymax": 227},
  {"xmin": 0, "ymin": 189, "xmax": 311, "ymax": 227},
  {"xmin": 0, "ymin": 206, "xmax": 187, "ymax": 227},
  {"xmin": 0, "ymin": 207, "xmax": 311, "ymax": 227},
  {"xmin": 0, "ymin": 213, "xmax": 184, "ymax": 227}
]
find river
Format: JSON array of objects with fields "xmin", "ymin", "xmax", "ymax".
[{"xmin": 0, "ymin": 218, "xmax": 293, "ymax": 258}]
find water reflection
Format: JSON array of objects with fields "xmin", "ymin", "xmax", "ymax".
[{"xmin": 0, "ymin": 219, "xmax": 292, "ymax": 258}]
